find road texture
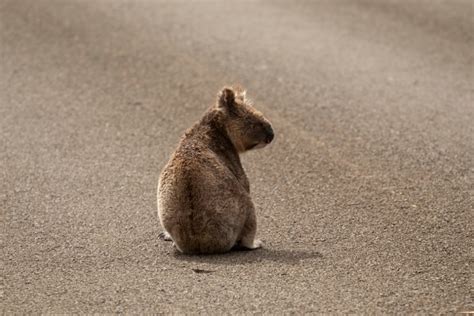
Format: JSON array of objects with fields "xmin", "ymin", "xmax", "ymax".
[{"xmin": 1, "ymin": 0, "xmax": 473, "ymax": 313}]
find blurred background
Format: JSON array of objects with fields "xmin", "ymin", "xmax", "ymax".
[{"xmin": 1, "ymin": 0, "xmax": 473, "ymax": 313}]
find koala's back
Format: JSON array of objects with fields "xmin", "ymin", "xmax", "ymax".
[{"xmin": 158, "ymin": 141, "xmax": 250, "ymax": 254}]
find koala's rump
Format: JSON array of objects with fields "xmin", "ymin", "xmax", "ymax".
[{"xmin": 158, "ymin": 151, "xmax": 250, "ymax": 253}]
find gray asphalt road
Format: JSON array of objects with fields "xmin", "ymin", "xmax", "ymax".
[{"xmin": 1, "ymin": 0, "xmax": 473, "ymax": 313}]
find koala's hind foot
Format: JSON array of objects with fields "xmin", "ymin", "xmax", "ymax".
[
  {"xmin": 235, "ymin": 210, "xmax": 262, "ymax": 250},
  {"xmin": 238, "ymin": 238, "xmax": 263, "ymax": 250},
  {"xmin": 158, "ymin": 231, "xmax": 173, "ymax": 241}
]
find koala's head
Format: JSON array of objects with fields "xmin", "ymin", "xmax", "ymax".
[{"xmin": 216, "ymin": 86, "xmax": 274, "ymax": 152}]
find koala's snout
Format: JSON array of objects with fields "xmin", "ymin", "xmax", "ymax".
[{"xmin": 264, "ymin": 125, "xmax": 274, "ymax": 144}]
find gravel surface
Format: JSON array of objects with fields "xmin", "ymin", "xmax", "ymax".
[{"xmin": 1, "ymin": 0, "xmax": 473, "ymax": 313}]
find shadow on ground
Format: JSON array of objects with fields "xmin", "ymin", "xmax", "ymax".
[{"xmin": 171, "ymin": 247, "xmax": 323, "ymax": 265}]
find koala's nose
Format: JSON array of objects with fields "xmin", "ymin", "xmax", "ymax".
[{"xmin": 265, "ymin": 126, "xmax": 274, "ymax": 144}]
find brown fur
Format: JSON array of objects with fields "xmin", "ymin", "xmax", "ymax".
[{"xmin": 157, "ymin": 86, "xmax": 274, "ymax": 254}]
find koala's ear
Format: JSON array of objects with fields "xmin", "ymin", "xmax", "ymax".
[
  {"xmin": 239, "ymin": 90, "xmax": 247, "ymax": 101},
  {"xmin": 217, "ymin": 87, "xmax": 235, "ymax": 109},
  {"xmin": 233, "ymin": 85, "xmax": 247, "ymax": 102}
]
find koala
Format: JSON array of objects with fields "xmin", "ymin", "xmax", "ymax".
[{"xmin": 157, "ymin": 86, "xmax": 274, "ymax": 254}]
